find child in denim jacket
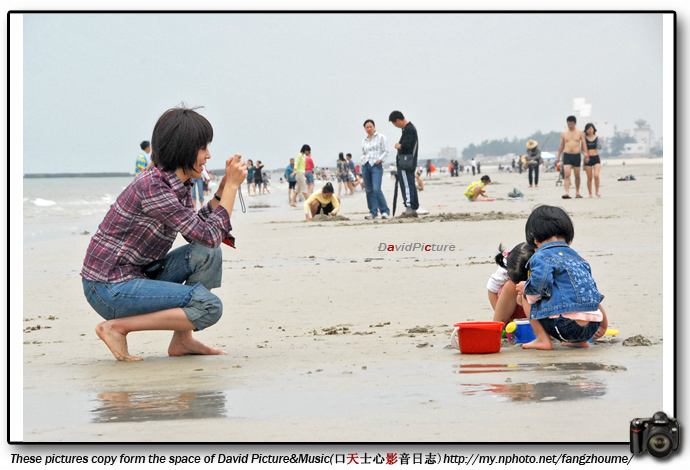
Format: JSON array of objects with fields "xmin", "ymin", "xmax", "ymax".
[{"xmin": 515, "ymin": 205, "xmax": 608, "ymax": 350}]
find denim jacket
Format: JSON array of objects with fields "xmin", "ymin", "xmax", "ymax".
[{"xmin": 524, "ymin": 241, "xmax": 604, "ymax": 320}]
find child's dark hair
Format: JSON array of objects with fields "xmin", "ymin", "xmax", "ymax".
[
  {"xmin": 508, "ymin": 243, "xmax": 535, "ymax": 283},
  {"xmin": 494, "ymin": 242, "xmax": 535, "ymax": 283},
  {"xmin": 322, "ymin": 182, "xmax": 334, "ymax": 194},
  {"xmin": 525, "ymin": 205, "xmax": 574, "ymax": 247},
  {"xmin": 300, "ymin": 144, "xmax": 311, "ymax": 153},
  {"xmin": 140, "ymin": 140, "xmax": 150, "ymax": 150},
  {"xmin": 151, "ymin": 106, "xmax": 213, "ymax": 173}
]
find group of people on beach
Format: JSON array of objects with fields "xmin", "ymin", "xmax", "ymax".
[
  {"xmin": 282, "ymin": 111, "xmax": 422, "ymax": 221},
  {"xmin": 96, "ymin": 106, "xmax": 609, "ymax": 362}
]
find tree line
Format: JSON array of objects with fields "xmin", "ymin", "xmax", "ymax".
[{"xmin": 460, "ymin": 129, "xmax": 652, "ymax": 160}]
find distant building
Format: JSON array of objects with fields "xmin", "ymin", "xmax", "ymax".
[
  {"xmin": 439, "ymin": 146, "xmax": 457, "ymax": 160},
  {"xmin": 623, "ymin": 122, "xmax": 653, "ymax": 155}
]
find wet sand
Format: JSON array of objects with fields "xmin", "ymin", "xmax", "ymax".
[{"xmin": 21, "ymin": 159, "xmax": 668, "ymax": 442}]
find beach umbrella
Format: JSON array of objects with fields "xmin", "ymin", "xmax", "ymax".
[{"xmin": 541, "ymin": 152, "xmax": 556, "ymax": 160}]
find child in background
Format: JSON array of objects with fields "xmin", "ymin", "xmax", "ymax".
[
  {"xmin": 515, "ymin": 205, "xmax": 608, "ymax": 350},
  {"xmin": 465, "ymin": 175, "xmax": 491, "ymax": 201},
  {"xmin": 488, "ymin": 242, "xmax": 535, "ymax": 325}
]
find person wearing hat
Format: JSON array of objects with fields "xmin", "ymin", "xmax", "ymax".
[
  {"xmin": 525, "ymin": 139, "xmax": 543, "ymax": 188},
  {"xmin": 464, "ymin": 175, "xmax": 492, "ymax": 201}
]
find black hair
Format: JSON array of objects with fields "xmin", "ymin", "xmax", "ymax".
[
  {"xmin": 363, "ymin": 119, "xmax": 375, "ymax": 127},
  {"xmin": 388, "ymin": 110, "xmax": 405, "ymax": 122},
  {"xmin": 151, "ymin": 105, "xmax": 213, "ymax": 173},
  {"xmin": 525, "ymin": 205, "xmax": 574, "ymax": 247},
  {"xmin": 322, "ymin": 182, "xmax": 334, "ymax": 194},
  {"xmin": 346, "ymin": 153, "xmax": 352, "ymax": 158},
  {"xmin": 567, "ymin": 115, "xmax": 577, "ymax": 123},
  {"xmin": 300, "ymin": 144, "xmax": 311, "ymax": 153},
  {"xmin": 338, "ymin": 152, "xmax": 346, "ymax": 161},
  {"xmin": 247, "ymin": 159, "xmax": 253, "ymax": 165},
  {"xmin": 140, "ymin": 140, "xmax": 150, "ymax": 150},
  {"xmin": 584, "ymin": 123, "xmax": 597, "ymax": 135},
  {"xmin": 480, "ymin": 175, "xmax": 491, "ymax": 183},
  {"xmin": 506, "ymin": 243, "xmax": 535, "ymax": 284}
]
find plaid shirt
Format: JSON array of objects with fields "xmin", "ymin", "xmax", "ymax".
[{"xmin": 81, "ymin": 166, "xmax": 233, "ymax": 283}]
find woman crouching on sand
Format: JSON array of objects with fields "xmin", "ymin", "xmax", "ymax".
[{"xmin": 80, "ymin": 106, "xmax": 247, "ymax": 361}]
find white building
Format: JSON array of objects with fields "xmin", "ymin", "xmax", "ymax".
[{"xmin": 623, "ymin": 122, "xmax": 653, "ymax": 155}]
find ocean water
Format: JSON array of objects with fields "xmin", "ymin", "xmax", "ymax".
[
  {"xmin": 23, "ymin": 176, "xmax": 134, "ymax": 242},
  {"xmin": 22, "ymin": 174, "xmax": 383, "ymax": 243}
]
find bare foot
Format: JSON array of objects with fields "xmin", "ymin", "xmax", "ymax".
[
  {"xmin": 521, "ymin": 338, "xmax": 553, "ymax": 350},
  {"xmin": 95, "ymin": 321, "xmax": 143, "ymax": 362},
  {"xmin": 168, "ymin": 331, "xmax": 227, "ymax": 356},
  {"xmin": 561, "ymin": 341, "xmax": 590, "ymax": 348}
]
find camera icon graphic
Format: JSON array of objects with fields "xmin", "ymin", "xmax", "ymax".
[{"xmin": 630, "ymin": 411, "xmax": 680, "ymax": 458}]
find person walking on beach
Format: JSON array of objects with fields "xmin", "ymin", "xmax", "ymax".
[
  {"xmin": 290, "ymin": 145, "xmax": 310, "ymax": 207},
  {"xmin": 389, "ymin": 110, "xmax": 419, "ymax": 218},
  {"xmin": 246, "ymin": 159, "xmax": 256, "ymax": 195},
  {"xmin": 305, "ymin": 151, "xmax": 315, "ymax": 194},
  {"xmin": 285, "ymin": 158, "xmax": 296, "ymax": 202},
  {"xmin": 253, "ymin": 160, "xmax": 264, "ymax": 194},
  {"xmin": 556, "ymin": 115, "xmax": 589, "ymax": 199},
  {"xmin": 361, "ymin": 119, "xmax": 391, "ymax": 220},
  {"xmin": 337, "ymin": 153, "xmax": 349, "ymax": 197},
  {"xmin": 525, "ymin": 140, "xmax": 542, "ymax": 188},
  {"xmin": 583, "ymin": 123, "xmax": 603, "ymax": 197},
  {"xmin": 134, "ymin": 140, "xmax": 151, "ymax": 175},
  {"xmin": 471, "ymin": 158, "xmax": 477, "ymax": 176},
  {"xmin": 346, "ymin": 153, "xmax": 356, "ymax": 195},
  {"xmin": 81, "ymin": 105, "xmax": 247, "ymax": 362}
]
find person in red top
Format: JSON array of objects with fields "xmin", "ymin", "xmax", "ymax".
[
  {"xmin": 81, "ymin": 106, "xmax": 247, "ymax": 361},
  {"xmin": 304, "ymin": 152, "xmax": 315, "ymax": 193}
]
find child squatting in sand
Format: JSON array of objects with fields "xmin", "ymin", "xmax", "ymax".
[{"xmin": 515, "ymin": 205, "xmax": 609, "ymax": 350}]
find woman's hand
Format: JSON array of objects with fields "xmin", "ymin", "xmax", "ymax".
[
  {"xmin": 225, "ymin": 154, "xmax": 247, "ymax": 189},
  {"xmin": 305, "ymin": 213, "xmax": 312, "ymax": 221}
]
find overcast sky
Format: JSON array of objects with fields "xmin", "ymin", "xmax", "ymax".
[{"xmin": 20, "ymin": 12, "xmax": 664, "ymax": 174}]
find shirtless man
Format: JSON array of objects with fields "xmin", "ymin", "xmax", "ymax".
[{"xmin": 556, "ymin": 115, "xmax": 589, "ymax": 199}]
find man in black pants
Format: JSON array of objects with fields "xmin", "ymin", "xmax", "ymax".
[{"xmin": 389, "ymin": 110, "xmax": 419, "ymax": 218}]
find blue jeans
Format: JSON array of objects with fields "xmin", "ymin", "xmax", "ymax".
[
  {"xmin": 82, "ymin": 243, "xmax": 223, "ymax": 331},
  {"xmin": 362, "ymin": 162, "xmax": 390, "ymax": 215},
  {"xmin": 539, "ymin": 315, "xmax": 601, "ymax": 343},
  {"xmin": 192, "ymin": 178, "xmax": 204, "ymax": 203}
]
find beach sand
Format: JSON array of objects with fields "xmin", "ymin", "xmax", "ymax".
[{"xmin": 21, "ymin": 159, "xmax": 667, "ymax": 442}]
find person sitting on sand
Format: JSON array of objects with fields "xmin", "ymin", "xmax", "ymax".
[
  {"xmin": 514, "ymin": 205, "xmax": 608, "ymax": 350},
  {"xmin": 81, "ymin": 105, "xmax": 247, "ymax": 362},
  {"xmin": 488, "ymin": 242, "xmax": 534, "ymax": 325},
  {"xmin": 464, "ymin": 175, "xmax": 491, "ymax": 201},
  {"xmin": 305, "ymin": 182, "xmax": 341, "ymax": 220}
]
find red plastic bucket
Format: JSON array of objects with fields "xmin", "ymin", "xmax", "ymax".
[{"xmin": 454, "ymin": 321, "xmax": 504, "ymax": 354}]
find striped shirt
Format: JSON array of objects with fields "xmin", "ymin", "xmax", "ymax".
[
  {"xmin": 361, "ymin": 132, "xmax": 389, "ymax": 165},
  {"xmin": 81, "ymin": 165, "xmax": 233, "ymax": 283}
]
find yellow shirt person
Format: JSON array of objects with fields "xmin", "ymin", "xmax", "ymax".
[{"xmin": 305, "ymin": 183, "xmax": 340, "ymax": 220}]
